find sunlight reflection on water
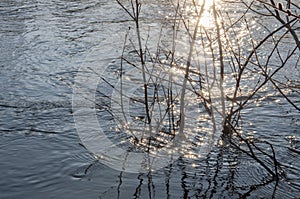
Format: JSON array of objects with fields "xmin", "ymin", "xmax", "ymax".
[
  {"xmin": 198, "ymin": 0, "xmax": 220, "ymax": 28},
  {"xmin": 0, "ymin": 0, "xmax": 299, "ymax": 198}
]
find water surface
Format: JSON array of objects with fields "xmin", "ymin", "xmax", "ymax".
[{"xmin": 0, "ymin": 0, "xmax": 299, "ymax": 198}]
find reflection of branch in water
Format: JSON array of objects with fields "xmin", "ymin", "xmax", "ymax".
[
  {"xmin": 117, "ymin": 171, "xmax": 123, "ymax": 199},
  {"xmin": 70, "ymin": 155, "xmax": 98, "ymax": 179},
  {"xmin": 203, "ymin": 154, "xmax": 212, "ymax": 197},
  {"xmin": 147, "ymin": 172, "xmax": 155, "ymax": 199},
  {"xmin": 225, "ymin": 147, "xmax": 238, "ymax": 197},
  {"xmin": 231, "ymin": 133, "xmax": 282, "ymax": 180},
  {"xmin": 133, "ymin": 174, "xmax": 143, "ymax": 199},
  {"xmin": 178, "ymin": 157, "xmax": 189, "ymax": 198},
  {"xmin": 164, "ymin": 164, "xmax": 173, "ymax": 199},
  {"xmin": 208, "ymin": 148, "xmax": 222, "ymax": 199},
  {"xmin": 239, "ymin": 177, "xmax": 276, "ymax": 199},
  {"xmin": 222, "ymin": 125, "xmax": 283, "ymax": 197}
]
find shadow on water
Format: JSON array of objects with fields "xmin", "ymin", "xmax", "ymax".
[{"xmin": 0, "ymin": 0, "xmax": 299, "ymax": 198}]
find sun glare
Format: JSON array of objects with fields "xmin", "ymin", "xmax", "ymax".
[
  {"xmin": 199, "ymin": 0, "xmax": 214, "ymax": 8},
  {"xmin": 198, "ymin": 0, "xmax": 218, "ymax": 28}
]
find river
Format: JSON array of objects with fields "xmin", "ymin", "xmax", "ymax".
[{"xmin": 0, "ymin": 0, "xmax": 299, "ymax": 198}]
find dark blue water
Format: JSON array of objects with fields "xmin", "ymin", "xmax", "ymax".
[{"xmin": 0, "ymin": 0, "xmax": 299, "ymax": 198}]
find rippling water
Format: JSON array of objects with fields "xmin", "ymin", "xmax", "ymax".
[{"xmin": 0, "ymin": 0, "xmax": 299, "ymax": 198}]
